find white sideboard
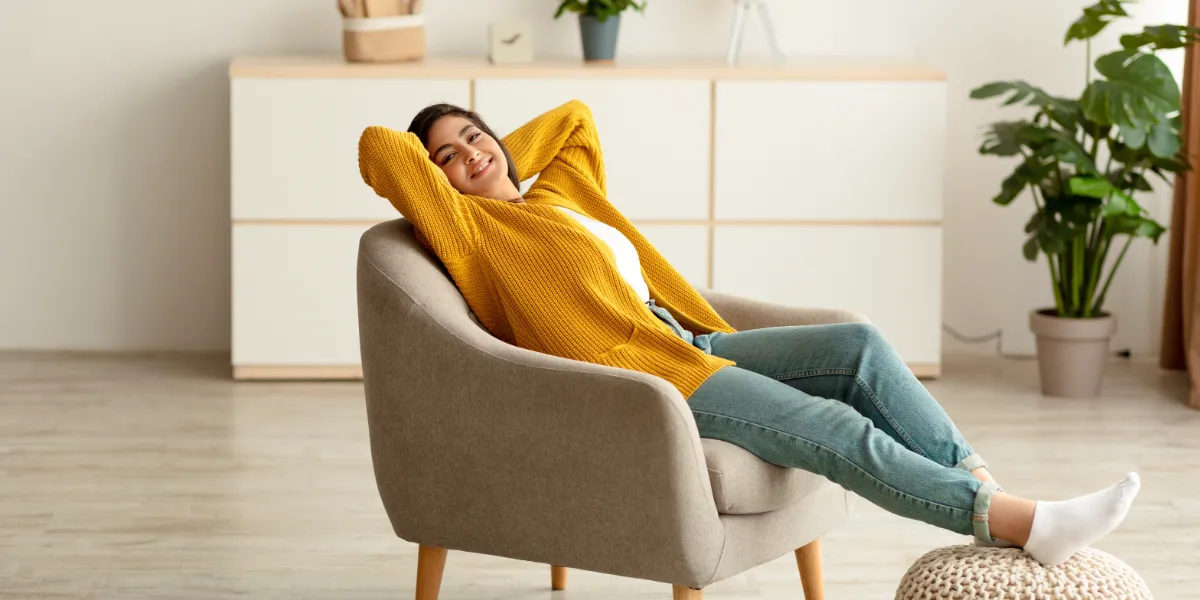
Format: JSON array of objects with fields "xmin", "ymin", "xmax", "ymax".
[{"xmin": 229, "ymin": 56, "xmax": 946, "ymax": 380}]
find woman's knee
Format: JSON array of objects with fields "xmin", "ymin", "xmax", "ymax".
[{"xmin": 833, "ymin": 322, "xmax": 886, "ymax": 350}]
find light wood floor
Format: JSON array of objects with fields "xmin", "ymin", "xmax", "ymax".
[{"xmin": 1, "ymin": 353, "xmax": 1196, "ymax": 599}]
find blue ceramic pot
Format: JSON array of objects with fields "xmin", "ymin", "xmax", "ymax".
[{"xmin": 579, "ymin": 14, "xmax": 621, "ymax": 61}]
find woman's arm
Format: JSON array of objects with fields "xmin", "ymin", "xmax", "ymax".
[
  {"xmin": 501, "ymin": 100, "xmax": 606, "ymax": 197},
  {"xmin": 358, "ymin": 125, "xmax": 476, "ymax": 259}
]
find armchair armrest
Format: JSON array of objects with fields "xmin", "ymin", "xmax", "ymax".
[
  {"xmin": 356, "ymin": 231, "xmax": 725, "ymax": 585},
  {"xmin": 695, "ymin": 287, "xmax": 871, "ymax": 331}
]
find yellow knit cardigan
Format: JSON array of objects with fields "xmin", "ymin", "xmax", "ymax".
[{"xmin": 358, "ymin": 99, "xmax": 737, "ymax": 400}]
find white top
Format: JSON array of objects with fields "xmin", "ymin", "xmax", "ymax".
[{"xmin": 554, "ymin": 206, "xmax": 649, "ymax": 302}]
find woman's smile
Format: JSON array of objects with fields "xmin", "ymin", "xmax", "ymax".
[{"xmin": 470, "ymin": 156, "xmax": 493, "ymax": 179}]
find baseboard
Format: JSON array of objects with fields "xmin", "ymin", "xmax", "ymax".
[{"xmin": 233, "ymin": 365, "xmax": 363, "ymax": 380}]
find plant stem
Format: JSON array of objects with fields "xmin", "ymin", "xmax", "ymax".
[
  {"xmin": 1081, "ymin": 135, "xmax": 1118, "ymax": 316},
  {"xmin": 1048, "ymin": 253, "xmax": 1066, "ymax": 315},
  {"xmin": 1080, "ymin": 231, "xmax": 1089, "ymax": 314},
  {"xmin": 1086, "ymin": 38, "xmax": 1092, "ymax": 85},
  {"xmin": 1083, "ymin": 232, "xmax": 1108, "ymax": 316},
  {"xmin": 1093, "ymin": 235, "xmax": 1133, "ymax": 314},
  {"xmin": 1028, "ymin": 183, "xmax": 1065, "ymax": 314}
]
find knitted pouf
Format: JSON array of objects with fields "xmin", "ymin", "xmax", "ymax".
[{"xmin": 894, "ymin": 545, "xmax": 1151, "ymax": 600}]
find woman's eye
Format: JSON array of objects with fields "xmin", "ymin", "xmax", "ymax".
[
  {"xmin": 469, "ymin": 132, "xmax": 480, "ymax": 143},
  {"xmin": 441, "ymin": 153, "xmax": 455, "ymax": 165}
]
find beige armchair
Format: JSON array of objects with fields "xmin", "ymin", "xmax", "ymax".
[{"xmin": 356, "ymin": 219, "xmax": 867, "ymax": 600}]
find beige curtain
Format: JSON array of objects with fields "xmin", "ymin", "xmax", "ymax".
[{"xmin": 1160, "ymin": 0, "xmax": 1200, "ymax": 409}]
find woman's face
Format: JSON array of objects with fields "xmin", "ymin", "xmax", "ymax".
[{"xmin": 425, "ymin": 114, "xmax": 520, "ymax": 201}]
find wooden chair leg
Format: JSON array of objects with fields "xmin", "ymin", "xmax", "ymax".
[
  {"xmin": 794, "ymin": 539, "xmax": 825, "ymax": 600},
  {"xmin": 672, "ymin": 585, "xmax": 703, "ymax": 600},
  {"xmin": 551, "ymin": 565, "xmax": 568, "ymax": 590},
  {"xmin": 416, "ymin": 545, "xmax": 448, "ymax": 600}
]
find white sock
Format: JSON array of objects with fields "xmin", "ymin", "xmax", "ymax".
[{"xmin": 1023, "ymin": 472, "xmax": 1141, "ymax": 566}]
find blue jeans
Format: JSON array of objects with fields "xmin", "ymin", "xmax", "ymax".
[{"xmin": 644, "ymin": 298, "xmax": 999, "ymax": 543}]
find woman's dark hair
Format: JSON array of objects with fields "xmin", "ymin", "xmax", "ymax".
[{"xmin": 408, "ymin": 104, "xmax": 521, "ymax": 192}]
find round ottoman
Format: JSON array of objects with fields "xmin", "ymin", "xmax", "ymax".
[{"xmin": 894, "ymin": 545, "xmax": 1151, "ymax": 600}]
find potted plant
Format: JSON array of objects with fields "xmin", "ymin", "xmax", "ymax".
[
  {"xmin": 554, "ymin": 0, "xmax": 647, "ymax": 62},
  {"xmin": 971, "ymin": 0, "xmax": 1198, "ymax": 397}
]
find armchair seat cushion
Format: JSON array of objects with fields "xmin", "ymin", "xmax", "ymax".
[{"xmin": 702, "ymin": 438, "xmax": 832, "ymax": 515}]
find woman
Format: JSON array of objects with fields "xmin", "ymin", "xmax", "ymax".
[{"xmin": 357, "ymin": 100, "xmax": 1140, "ymax": 567}]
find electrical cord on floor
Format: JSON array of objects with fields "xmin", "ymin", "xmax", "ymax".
[{"xmin": 941, "ymin": 323, "xmax": 1132, "ymax": 360}]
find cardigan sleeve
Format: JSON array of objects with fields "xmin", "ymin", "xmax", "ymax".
[
  {"xmin": 501, "ymin": 99, "xmax": 606, "ymax": 199},
  {"xmin": 358, "ymin": 125, "xmax": 476, "ymax": 259}
]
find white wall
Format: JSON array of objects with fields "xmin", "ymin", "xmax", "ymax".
[{"xmin": 0, "ymin": 0, "xmax": 1187, "ymax": 355}]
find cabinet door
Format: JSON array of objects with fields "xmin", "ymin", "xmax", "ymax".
[
  {"xmin": 714, "ymin": 81, "xmax": 946, "ymax": 221},
  {"xmin": 637, "ymin": 225, "xmax": 710, "ymax": 288},
  {"xmin": 474, "ymin": 79, "xmax": 711, "ymax": 221},
  {"xmin": 232, "ymin": 78, "xmax": 470, "ymax": 220},
  {"xmin": 712, "ymin": 225, "xmax": 942, "ymax": 366},
  {"xmin": 232, "ymin": 224, "xmax": 371, "ymax": 366}
]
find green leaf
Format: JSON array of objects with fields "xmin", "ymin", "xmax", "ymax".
[
  {"xmin": 1038, "ymin": 222, "xmax": 1068, "ymax": 255},
  {"xmin": 1045, "ymin": 194, "xmax": 1102, "ymax": 226},
  {"xmin": 1120, "ymin": 24, "xmax": 1200, "ymax": 50},
  {"xmin": 1046, "ymin": 99, "xmax": 1083, "ymax": 130},
  {"xmin": 1068, "ymin": 176, "xmax": 1114, "ymax": 198},
  {"xmin": 1065, "ymin": 0, "xmax": 1130, "ymax": 44},
  {"xmin": 1095, "ymin": 50, "xmax": 1181, "ymax": 107},
  {"xmin": 970, "ymin": 82, "xmax": 1080, "ymax": 129},
  {"xmin": 1153, "ymin": 154, "xmax": 1190, "ymax": 173},
  {"xmin": 1109, "ymin": 139, "xmax": 1141, "ymax": 163},
  {"xmin": 1103, "ymin": 187, "xmax": 1140, "ymax": 217},
  {"xmin": 1023, "ymin": 235, "xmax": 1040, "ymax": 261},
  {"xmin": 1081, "ymin": 50, "xmax": 1180, "ymax": 131},
  {"xmin": 979, "ymin": 121, "xmax": 1030, "ymax": 156},
  {"xmin": 971, "ymin": 81, "xmax": 1054, "ymax": 107},
  {"xmin": 970, "ymin": 82, "xmax": 1014, "ymax": 99},
  {"xmin": 1064, "ymin": 201, "xmax": 1100, "ymax": 225},
  {"xmin": 554, "ymin": 0, "xmax": 587, "ymax": 18},
  {"xmin": 1069, "ymin": 177, "xmax": 1142, "ymax": 217},
  {"xmin": 558, "ymin": 0, "xmax": 646, "ymax": 19},
  {"xmin": 1106, "ymin": 214, "xmax": 1167, "ymax": 241},
  {"xmin": 993, "ymin": 161, "xmax": 1050, "ymax": 205},
  {"xmin": 1147, "ymin": 119, "xmax": 1182, "ymax": 158},
  {"xmin": 994, "ymin": 169, "xmax": 1027, "ymax": 205},
  {"xmin": 1130, "ymin": 172, "xmax": 1153, "ymax": 191},
  {"xmin": 1119, "ymin": 123, "xmax": 1147, "ymax": 148},
  {"xmin": 1033, "ymin": 131, "xmax": 1099, "ymax": 174},
  {"xmin": 1025, "ymin": 212, "xmax": 1045, "ymax": 234}
]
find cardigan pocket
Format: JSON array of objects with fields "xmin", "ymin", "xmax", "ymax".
[{"xmin": 596, "ymin": 322, "xmax": 646, "ymax": 362}]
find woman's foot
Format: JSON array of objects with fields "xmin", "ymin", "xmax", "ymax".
[{"xmin": 1021, "ymin": 472, "xmax": 1141, "ymax": 566}]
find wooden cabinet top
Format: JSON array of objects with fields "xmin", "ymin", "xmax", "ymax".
[{"xmin": 229, "ymin": 55, "xmax": 946, "ymax": 81}]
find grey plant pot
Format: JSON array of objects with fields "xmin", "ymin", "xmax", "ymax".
[
  {"xmin": 579, "ymin": 14, "xmax": 621, "ymax": 61},
  {"xmin": 1029, "ymin": 309, "xmax": 1117, "ymax": 398}
]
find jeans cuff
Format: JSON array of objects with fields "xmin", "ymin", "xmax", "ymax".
[
  {"xmin": 954, "ymin": 453, "xmax": 988, "ymax": 472},
  {"xmin": 971, "ymin": 481, "xmax": 1001, "ymax": 543}
]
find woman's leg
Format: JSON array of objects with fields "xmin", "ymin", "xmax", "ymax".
[
  {"xmin": 696, "ymin": 323, "xmax": 987, "ymax": 476},
  {"xmin": 688, "ymin": 365, "xmax": 1140, "ymax": 566},
  {"xmin": 643, "ymin": 302, "xmax": 1002, "ymax": 486},
  {"xmin": 688, "ymin": 365, "xmax": 1002, "ymax": 543}
]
